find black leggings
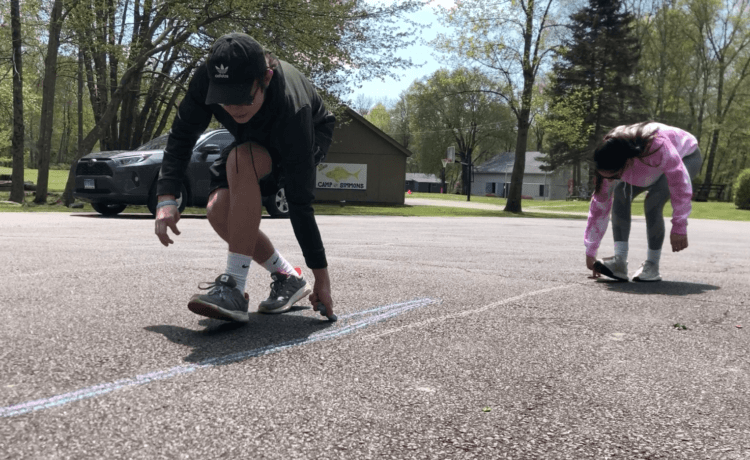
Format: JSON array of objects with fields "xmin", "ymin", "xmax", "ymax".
[{"xmin": 611, "ymin": 148, "xmax": 702, "ymax": 250}]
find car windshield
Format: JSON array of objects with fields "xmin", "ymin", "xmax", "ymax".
[{"xmin": 136, "ymin": 134, "xmax": 169, "ymax": 151}]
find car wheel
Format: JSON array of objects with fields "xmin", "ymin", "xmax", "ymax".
[
  {"xmin": 148, "ymin": 181, "xmax": 188, "ymax": 217},
  {"xmin": 265, "ymin": 187, "xmax": 289, "ymax": 217},
  {"xmin": 92, "ymin": 203, "xmax": 127, "ymax": 216}
]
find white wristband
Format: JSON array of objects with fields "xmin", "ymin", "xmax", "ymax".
[{"xmin": 156, "ymin": 200, "xmax": 178, "ymax": 210}]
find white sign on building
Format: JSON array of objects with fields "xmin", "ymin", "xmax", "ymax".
[{"xmin": 316, "ymin": 163, "xmax": 367, "ymax": 190}]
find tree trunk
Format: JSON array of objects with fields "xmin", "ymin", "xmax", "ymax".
[
  {"xmin": 704, "ymin": 128, "xmax": 720, "ymax": 186},
  {"xmin": 9, "ymin": 0, "xmax": 25, "ymax": 204},
  {"xmin": 34, "ymin": 0, "xmax": 66, "ymax": 204},
  {"xmin": 150, "ymin": 66, "xmax": 194, "ymax": 138},
  {"xmin": 505, "ymin": 61, "xmax": 535, "ymax": 213},
  {"xmin": 135, "ymin": 48, "xmax": 181, "ymax": 145},
  {"xmin": 505, "ymin": 114, "xmax": 530, "ymax": 213}
]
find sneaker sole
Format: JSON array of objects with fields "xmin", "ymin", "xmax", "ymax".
[
  {"xmin": 593, "ymin": 261, "xmax": 629, "ymax": 282},
  {"xmin": 187, "ymin": 295, "xmax": 249, "ymax": 323},
  {"xmin": 257, "ymin": 282, "xmax": 313, "ymax": 314},
  {"xmin": 633, "ymin": 275, "xmax": 662, "ymax": 282}
]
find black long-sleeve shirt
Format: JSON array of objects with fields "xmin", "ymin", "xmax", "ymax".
[{"xmin": 157, "ymin": 60, "xmax": 335, "ymax": 269}]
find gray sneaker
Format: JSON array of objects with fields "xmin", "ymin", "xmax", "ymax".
[
  {"xmin": 594, "ymin": 255, "xmax": 629, "ymax": 281},
  {"xmin": 187, "ymin": 274, "xmax": 249, "ymax": 322},
  {"xmin": 633, "ymin": 260, "xmax": 662, "ymax": 282},
  {"xmin": 258, "ymin": 272, "xmax": 312, "ymax": 314}
]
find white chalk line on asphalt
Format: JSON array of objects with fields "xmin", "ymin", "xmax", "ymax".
[
  {"xmin": 361, "ymin": 285, "xmax": 572, "ymax": 341},
  {"xmin": 0, "ymin": 298, "xmax": 439, "ymax": 418}
]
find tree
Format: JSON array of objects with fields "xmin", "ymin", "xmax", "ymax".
[
  {"xmin": 387, "ymin": 91, "xmax": 413, "ymax": 150},
  {"xmin": 365, "ymin": 103, "xmax": 392, "ymax": 132},
  {"xmin": 33, "ymin": 0, "xmax": 74, "ymax": 204},
  {"xmin": 684, "ymin": 0, "xmax": 750, "ymax": 187},
  {"xmin": 544, "ymin": 0, "xmax": 643, "ymax": 189},
  {"xmin": 435, "ymin": 0, "xmax": 565, "ymax": 212},
  {"xmin": 9, "ymin": 0, "xmax": 25, "ymax": 204},
  {"xmin": 353, "ymin": 94, "xmax": 375, "ymax": 115},
  {"xmin": 409, "ymin": 67, "xmax": 514, "ymax": 199},
  {"xmin": 58, "ymin": 0, "xmax": 425, "ymax": 204},
  {"xmin": 539, "ymin": 83, "xmax": 599, "ymax": 174},
  {"xmin": 632, "ymin": 0, "xmax": 695, "ymax": 124}
]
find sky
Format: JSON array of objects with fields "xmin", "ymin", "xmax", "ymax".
[{"xmin": 347, "ymin": 0, "xmax": 456, "ymax": 107}]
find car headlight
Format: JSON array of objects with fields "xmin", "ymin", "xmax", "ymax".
[{"xmin": 112, "ymin": 153, "xmax": 153, "ymax": 166}]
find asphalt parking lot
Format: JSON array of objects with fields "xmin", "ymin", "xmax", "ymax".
[{"xmin": 1, "ymin": 211, "xmax": 748, "ymax": 459}]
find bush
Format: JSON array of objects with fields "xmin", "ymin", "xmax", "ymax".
[{"xmin": 734, "ymin": 169, "xmax": 750, "ymax": 210}]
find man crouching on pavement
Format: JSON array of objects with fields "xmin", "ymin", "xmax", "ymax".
[{"xmin": 154, "ymin": 32, "xmax": 336, "ymax": 322}]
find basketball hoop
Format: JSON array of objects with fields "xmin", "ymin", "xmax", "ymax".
[{"xmin": 441, "ymin": 158, "xmax": 452, "ymax": 168}]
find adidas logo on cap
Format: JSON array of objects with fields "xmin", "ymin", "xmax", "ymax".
[{"xmin": 215, "ymin": 64, "xmax": 229, "ymax": 79}]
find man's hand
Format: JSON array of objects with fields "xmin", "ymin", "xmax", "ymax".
[
  {"xmin": 155, "ymin": 196, "xmax": 181, "ymax": 246},
  {"xmin": 310, "ymin": 267, "xmax": 334, "ymax": 317},
  {"xmin": 586, "ymin": 255, "xmax": 601, "ymax": 279},
  {"xmin": 671, "ymin": 233, "xmax": 688, "ymax": 252}
]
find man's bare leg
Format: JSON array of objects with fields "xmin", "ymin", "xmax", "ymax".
[
  {"xmin": 208, "ymin": 195, "xmax": 274, "ymax": 262},
  {"xmin": 186, "ymin": 142, "xmax": 273, "ymax": 322}
]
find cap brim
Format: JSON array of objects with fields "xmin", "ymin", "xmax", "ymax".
[{"xmin": 206, "ymin": 82, "xmax": 255, "ymax": 106}]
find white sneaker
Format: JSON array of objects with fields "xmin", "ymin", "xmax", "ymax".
[
  {"xmin": 633, "ymin": 261, "xmax": 661, "ymax": 282},
  {"xmin": 594, "ymin": 255, "xmax": 629, "ymax": 281}
]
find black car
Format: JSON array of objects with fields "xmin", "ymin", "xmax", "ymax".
[{"xmin": 73, "ymin": 129, "xmax": 289, "ymax": 217}]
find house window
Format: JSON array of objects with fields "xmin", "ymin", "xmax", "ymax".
[
  {"xmin": 485, "ymin": 183, "xmax": 496, "ymax": 194},
  {"xmin": 539, "ymin": 184, "xmax": 545, "ymax": 197}
]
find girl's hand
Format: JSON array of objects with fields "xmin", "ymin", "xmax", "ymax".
[
  {"xmin": 671, "ymin": 233, "xmax": 688, "ymax": 252},
  {"xmin": 586, "ymin": 256, "xmax": 601, "ymax": 279}
]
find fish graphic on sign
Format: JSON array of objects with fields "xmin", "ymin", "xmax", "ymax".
[{"xmin": 326, "ymin": 167, "xmax": 361, "ymax": 183}]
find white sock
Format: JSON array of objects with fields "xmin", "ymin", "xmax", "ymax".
[
  {"xmin": 225, "ymin": 252, "xmax": 253, "ymax": 294},
  {"xmin": 647, "ymin": 248, "xmax": 661, "ymax": 265},
  {"xmin": 614, "ymin": 241, "xmax": 629, "ymax": 260},
  {"xmin": 261, "ymin": 249, "xmax": 298, "ymax": 277}
]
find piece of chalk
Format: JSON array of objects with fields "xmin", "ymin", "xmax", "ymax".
[{"xmin": 317, "ymin": 303, "xmax": 338, "ymax": 322}]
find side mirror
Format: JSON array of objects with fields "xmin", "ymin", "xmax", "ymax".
[{"xmin": 198, "ymin": 144, "xmax": 221, "ymax": 161}]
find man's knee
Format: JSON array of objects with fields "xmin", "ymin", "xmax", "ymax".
[{"xmin": 231, "ymin": 142, "xmax": 272, "ymax": 180}]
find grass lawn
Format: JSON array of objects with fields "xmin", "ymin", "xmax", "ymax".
[
  {"xmin": 1, "ymin": 167, "xmax": 747, "ymax": 221},
  {"xmin": 407, "ymin": 192, "xmax": 750, "ymax": 222},
  {"xmin": 0, "ymin": 166, "xmax": 71, "ymax": 191},
  {"xmin": 0, "ymin": 193, "xmax": 584, "ymax": 219}
]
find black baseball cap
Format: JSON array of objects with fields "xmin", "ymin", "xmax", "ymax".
[{"xmin": 205, "ymin": 33, "xmax": 267, "ymax": 105}]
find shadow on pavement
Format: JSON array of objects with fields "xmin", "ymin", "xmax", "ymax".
[
  {"xmin": 144, "ymin": 305, "xmax": 334, "ymax": 364},
  {"xmin": 600, "ymin": 280, "xmax": 720, "ymax": 296}
]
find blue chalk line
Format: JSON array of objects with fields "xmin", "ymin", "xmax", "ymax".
[{"xmin": 1, "ymin": 298, "xmax": 439, "ymax": 418}]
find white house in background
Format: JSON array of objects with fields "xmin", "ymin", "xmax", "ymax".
[{"xmin": 471, "ymin": 151, "xmax": 573, "ymax": 200}]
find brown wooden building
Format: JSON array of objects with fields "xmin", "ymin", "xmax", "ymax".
[{"xmin": 314, "ymin": 107, "xmax": 411, "ymax": 205}]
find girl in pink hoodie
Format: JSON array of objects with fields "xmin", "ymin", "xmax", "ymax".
[{"xmin": 585, "ymin": 122, "xmax": 702, "ymax": 282}]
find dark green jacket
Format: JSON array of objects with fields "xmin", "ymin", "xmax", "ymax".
[{"xmin": 158, "ymin": 60, "xmax": 335, "ymax": 268}]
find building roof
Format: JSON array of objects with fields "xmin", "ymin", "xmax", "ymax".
[
  {"xmin": 405, "ymin": 173, "xmax": 441, "ymax": 184},
  {"xmin": 474, "ymin": 151, "xmax": 548, "ymax": 174},
  {"xmin": 344, "ymin": 107, "xmax": 413, "ymax": 158}
]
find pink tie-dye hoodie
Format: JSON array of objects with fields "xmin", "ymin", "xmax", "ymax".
[{"xmin": 584, "ymin": 123, "xmax": 698, "ymax": 257}]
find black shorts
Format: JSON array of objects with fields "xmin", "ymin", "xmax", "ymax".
[
  {"xmin": 208, "ymin": 141, "xmax": 277, "ymax": 197},
  {"xmin": 208, "ymin": 141, "xmax": 326, "ymax": 197}
]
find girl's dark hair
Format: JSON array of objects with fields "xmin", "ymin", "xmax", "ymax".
[{"xmin": 593, "ymin": 121, "xmax": 661, "ymax": 193}]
